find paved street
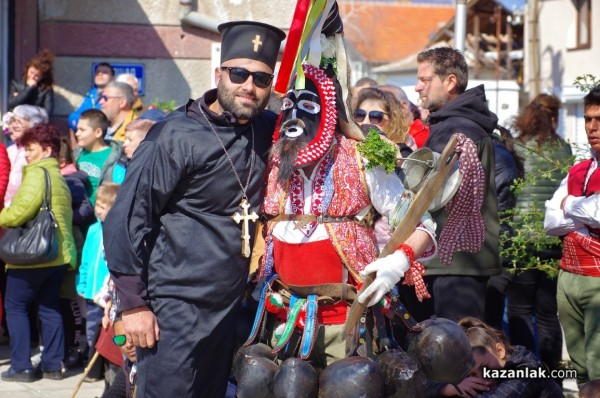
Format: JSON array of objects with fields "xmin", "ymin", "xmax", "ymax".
[{"xmin": 0, "ymin": 344, "xmax": 105, "ymax": 398}]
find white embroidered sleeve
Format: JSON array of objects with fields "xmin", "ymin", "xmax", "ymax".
[
  {"xmin": 365, "ymin": 166, "xmax": 405, "ymax": 216},
  {"xmin": 365, "ymin": 166, "xmax": 437, "ymax": 258},
  {"xmin": 544, "ymin": 176, "xmax": 584, "ymax": 236},
  {"xmin": 564, "ymin": 192, "xmax": 600, "ymax": 229}
]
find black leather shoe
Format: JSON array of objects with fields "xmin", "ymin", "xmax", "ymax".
[
  {"xmin": 0, "ymin": 367, "xmax": 39, "ymax": 382},
  {"xmin": 63, "ymin": 348, "xmax": 85, "ymax": 369},
  {"xmin": 42, "ymin": 370, "xmax": 63, "ymax": 380}
]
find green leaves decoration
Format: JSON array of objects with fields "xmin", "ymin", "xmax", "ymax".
[{"xmin": 357, "ymin": 128, "xmax": 397, "ymax": 174}]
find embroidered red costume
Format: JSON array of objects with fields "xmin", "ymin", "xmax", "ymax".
[{"xmin": 559, "ymin": 158, "xmax": 600, "ymax": 276}]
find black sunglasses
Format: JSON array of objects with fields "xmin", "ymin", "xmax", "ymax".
[
  {"xmin": 113, "ymin": 334, "xmax": 127, "ymax": 347},
  {"xmin": 353, "ymin": 109, "xmax": 388, "ymax": 125},
  {"xmin": 221, "ymin": 67, "xmax": 274, "ymax": 89}
]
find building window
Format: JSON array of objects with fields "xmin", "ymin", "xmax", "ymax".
[{"xmin": 576, "ymin": 0, "xmax": 591, "ymax": 48}]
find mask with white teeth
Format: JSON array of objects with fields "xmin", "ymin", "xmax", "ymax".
[{"xmin": 272, "ymin": 63, "xmax": 338, "ymax": 167}]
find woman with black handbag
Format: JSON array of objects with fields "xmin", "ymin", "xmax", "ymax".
[{"xmin": 0, "ymin": 124, "xmax": 76, "ymax": 382}]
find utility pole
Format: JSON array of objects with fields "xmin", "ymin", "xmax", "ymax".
[
  {"xmin": 455, "ymin": 0, "xmax": 468, "ymax": 53},
  {"xmin": 495, "ymin": 6, "xmax": 502, "ymax": 116},
  {"xmin": 528, "ymin": 0, "xmax": 540, "ymax": 99}
]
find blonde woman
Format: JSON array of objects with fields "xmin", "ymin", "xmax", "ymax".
[{"xmin": 354, "ymin": 87, "xmax": 413, "ymax": 155}]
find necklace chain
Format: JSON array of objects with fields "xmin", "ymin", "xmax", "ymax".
[{"xmin": 200, "ymin": 108, "xmax": 255, "ymax": 198}]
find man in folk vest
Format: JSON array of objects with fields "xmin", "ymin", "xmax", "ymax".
[{"xmin": 544, "ymin": 84, "xmax": 600, "ymax": 387}]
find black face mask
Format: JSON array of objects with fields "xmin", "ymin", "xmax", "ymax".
[
  {"xmin": 278, "ymin": 77, "xmax": 323, "ymax": 144},
  {"xmin": 271, "ymin": 64, "xmax": 338, "ymax": 169}
]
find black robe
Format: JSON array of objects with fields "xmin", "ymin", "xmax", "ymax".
[
  {"xmin": 105, "ymin": 89, "xmax": 275, "ymax": 309},
  {"xmin": 103, "ymin": 89, "xmax": 276, "ymax": 397}
]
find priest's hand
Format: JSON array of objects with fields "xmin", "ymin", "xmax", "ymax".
[
  {"xmin": 357, "ymin": 251, "xmax": 410, "ymax": 307},
  {"xmin": 122, "ymin": 306, "xmax": 160, "ymax": 348}
]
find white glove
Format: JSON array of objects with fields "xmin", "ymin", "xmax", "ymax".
[{"xmin": 357, "ymin": 250, "xmax": 411, "ymax": 307}]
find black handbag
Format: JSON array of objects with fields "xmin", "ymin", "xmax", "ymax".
[{"xmin": 0, "ymin": 168, "xmax": 59, "ymax": 265}]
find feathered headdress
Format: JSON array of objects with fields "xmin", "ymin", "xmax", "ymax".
[{"xmin": 274, "ymin": 0, "xmax": 363, "ymax": 141}]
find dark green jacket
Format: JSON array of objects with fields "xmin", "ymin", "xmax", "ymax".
[
  {"xmin": 424, "ymin": 85, "xmax": 501, "ymax": 276},
  {"xmin": 513, "ymin": 137, "xmax": 572, "ymax": 259},
  {"xmin": 514, "ymin": 138, "xmax": 572, "ymax": 216}
]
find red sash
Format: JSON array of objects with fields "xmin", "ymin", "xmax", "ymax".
[
  {"xmin": 273, "ymin": 238, "xmax": 350, "ymax": 325},
  {"xmin": 562, "ymin": 159, "xmax": 600, "ymax": 276},
  {"xmin": 561, "ymin": 233, "xmax": 600, "ymax": 276},
  {"xmin": 273, "ymin": 238, "xmax": 344, "ymax": 285}
]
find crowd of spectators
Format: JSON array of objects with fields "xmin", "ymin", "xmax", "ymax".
[{"xmin": 0, "ymin": 54, "xmax": 163, "ymax": 397}]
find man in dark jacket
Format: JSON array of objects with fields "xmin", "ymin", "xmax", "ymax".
[
  {"xmin": 485, "ymin": 131, "xmax": 521, "ymax": 330},
  {"xmin": 415, "ymin": 47, "xmax": 501, "ymax": 321},
  {"xmin": 103, "ymin": 21, "xmax": 285, "ymax": 398}
]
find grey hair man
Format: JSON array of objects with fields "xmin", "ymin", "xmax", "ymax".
[
  {"xmin": 116, "ymin": 73, "xmax": 146, "ymax": 113},
  {"xmin": 99, "ymin": 81, "xmax": 135, "ymax": 142}
]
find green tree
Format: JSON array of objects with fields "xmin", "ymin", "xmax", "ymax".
[
  {"xmin": 499, "ymin": 139, "xmax": 582, "ymax": 278},
  {"xmin": 574, "ymin": 74, "xmax": 600, "ymax": 92}
]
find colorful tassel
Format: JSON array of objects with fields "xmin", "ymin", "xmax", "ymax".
[
  {"xmin": 274, "ymin": 322, "xmax": 286, "ymax": 342},
  {"xmin": 380, "ymin": 296, "xmax": 392, "ymax": 314},
  {"xmin": 265, "ymin": 292, "xmax": 285, "ymax": 314},
  {"xmin": 296, "ymin": 308, "xmax": 306, "ymax": 330}
]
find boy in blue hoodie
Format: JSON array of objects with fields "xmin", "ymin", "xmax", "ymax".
[{"xmin": 76, "ymin": 182, "xmax": 119, "ymax": 361}]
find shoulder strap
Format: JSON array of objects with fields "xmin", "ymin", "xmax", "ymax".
[{"xmin": 41, "ymin": 167, "xmax": 53, "ymax": 211}]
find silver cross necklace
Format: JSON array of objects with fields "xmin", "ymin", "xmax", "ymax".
[{"xmin": 200, "ymin": 108, "xmax": 258, "ymax": 258}]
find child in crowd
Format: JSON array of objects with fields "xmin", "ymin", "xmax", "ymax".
[
  {"xmin": 112, "ymin": 118, "xmax": 155, "ymax": 184},
  {"xmin": 430, "ymin": 317, "xmax": 564, "ymax": 397},
  {"xmin": 76, "ymin": 182, "xmax": 119, "ymax": 377},
  {"xmin": 59, "ymin": 135, "xmax": 96, "ymax": 368},
  {"xmin": 74, "ymin": 109, "xmax": 121, "ymax": 205},
  {"xmin": 579, "ymin": 380, "xmax": 600, "ymax": 398},
  {"xmin": 101, "ymin": 315, "xmax": 137, "ymax": 398}
]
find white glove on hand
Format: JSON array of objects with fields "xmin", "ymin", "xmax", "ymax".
[{"xmin": 357, "ymin": 250, "xmax": 411, "ymax": 307}]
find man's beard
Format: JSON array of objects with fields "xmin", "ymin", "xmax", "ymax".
[
  {"xmin": 420, "ymin": 97, "xmax": 446, "ymax": 113},
  {"xmin": 217, "ymin": 80, "xmax": 268, "ymax": 121},
  {"xmin": 270, "ymin": 135, "xmax": 311, "ymax": 184}
]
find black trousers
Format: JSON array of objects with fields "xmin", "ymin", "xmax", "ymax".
[
  {"xmin": 102, "ymin": 366, "xmax": 127, "ymax": 398},
  {"xmin": 507, "ymin": 269, "xmax": 562, "ymax": 369},
  {"xmin": 429, "ymin": 275, "xmax": 490, "ymax": 322},
  {"xmin": 485, "ymin": 269, "xmax": 513, "ymax": 331},
  {"xmin": 135, "ymin": 297, "xmax": 238, "ymax": 398}
]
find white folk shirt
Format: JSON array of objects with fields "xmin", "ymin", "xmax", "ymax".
[
  {"xmin": 545, "ymin": 156, "xmax": 600, "ymax": 237},
  {"xmin": 272, "ymin": 157, "xmax": 437, "ymax": 257}
]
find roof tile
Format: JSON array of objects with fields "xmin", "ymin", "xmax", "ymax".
[{"xmin": 340, "ymin": 2, "xmax": 455, "ymax": 64}]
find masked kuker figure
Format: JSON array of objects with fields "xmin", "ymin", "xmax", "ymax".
[{"xmin": 244, "ymin": 3, "xmax": 437, "ymax": 379}]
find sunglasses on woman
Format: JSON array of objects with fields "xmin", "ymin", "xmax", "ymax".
[
  {"xmin": 113, "ymin": 334, "xmax": 127, "ymax": 347},
  {"xmin": 220, "ymin": 67, "xmax": 274, "ymax": 89},
  {"xmin": 353, "ymin": 109, "xmax": 388, "ymax": 125}
]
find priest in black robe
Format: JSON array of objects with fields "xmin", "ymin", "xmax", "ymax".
[{"xmin": 103, "ymin": 21, "xmax": 285, "ymax": 398}]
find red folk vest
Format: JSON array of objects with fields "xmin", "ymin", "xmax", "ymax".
[
  {"xmin": 562, "ymin": 159, "xmax": 600, "ymax": 276},
  {"xmin": 259, "ymin": 135, "xmax": 379, "ymax": 283}
]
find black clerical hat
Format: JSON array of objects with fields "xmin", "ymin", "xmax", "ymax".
[{"xmin": 218, "ymin": 21, "xmax": 286, "ymax": 70}]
